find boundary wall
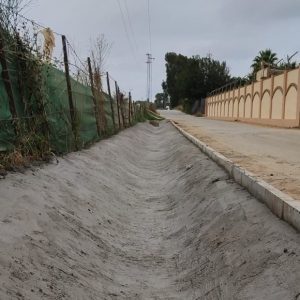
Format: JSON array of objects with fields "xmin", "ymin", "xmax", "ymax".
[{"xmin": 206, "ymin": 68, "xmax": 300, "ymax": 127}]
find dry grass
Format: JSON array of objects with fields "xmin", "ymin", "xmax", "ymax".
[
  {"xmin": 148, "ymin": 103, "xmax": 158, "ymax": 114},
  {"xmin": 149, "ymin": 120, "xmax": 160, "ymax": 127},
  {"xmin": 175, "ymin": 105, "xmax": 183, "ymax": 111},
  {"xmin": 194, "ymin": 112, "xmax": 203, "ymax": 117},
  {"xmin": 0, "ymin": 150, "xmax": 27, "ymax": 169}
]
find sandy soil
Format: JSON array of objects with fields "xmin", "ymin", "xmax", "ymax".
[
  {"xmin": 1, "ymin": 121, "xmax": 300, "ymax": 299},
  {"xmin": 161, "ymin": 110, "xmax": 300, "ymax": 200}
]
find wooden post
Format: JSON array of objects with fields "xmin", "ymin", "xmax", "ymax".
[
  {"xmin": 130, "ymin": 98, "xmax": 134, "ymax": 123},
  {"xmin": 62, "ymin": 35, "xmax": 78, "ymax": 148},
  {"xmin": 0, "ymin": 29, "xmax": 19, "ymax": 134},
  {"xmin": 87, "ymin": 57, "xmax": 101, "ymax": 137},
  {"xmin": 106, "ymin": 72, "xmax": 116, "ymax": 131},
  {"xmin": 114, "ymin": 81, "xmax": 122, "ymax": 129},
  {"xmin": 139, "ymin": 103, "xmax": 142, "ymax": 118},
  {"xmin": 132, "ymin": 101, "xmax": 136, "ymax": 121},
  {"xmin": 131, "ymin": 98, "xmax": 134, "ymax": 121},
  {"xmin": 119, "ymin": 92, "xmax": 126, "ymax": 127},
  {"xmin": 128, "ymin": 92, "xmax": 132, "ymax": 125}
]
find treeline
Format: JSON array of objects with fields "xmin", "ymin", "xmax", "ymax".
[
  {"xmin": 159, "ymin": 53, "xmax": 230, "ymax": 112},
  {"xmin": 157, "ymin": 49, "xmax": 298, "ymax": 113}
]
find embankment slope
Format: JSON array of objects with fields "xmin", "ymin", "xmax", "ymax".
[{"xmin": 0, "ymin": 122, "xmax": 300, "ymax": 299}]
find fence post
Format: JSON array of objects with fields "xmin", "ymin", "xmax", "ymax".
[
  {"xmin": 87, "ymin": 57, "xmax": 101, "ymax": 137},
  {"xmin": 133, "ymin": 101, "xmax": 136, "ymax": 121},
  {"xmin": 114, "ymin": 81, "xmax": 121, "ymax": 130},
  {"xmin": 0, "ymin": 29, "xmax": 19, "ymax": 135},
  {"xmin": 139, "ymin": 102, "xmax": 142, "ymax": 118},
  {"xmin": 130, "ymin": 96, "xmax": 134, "ymax": 124},
  {"xmin": 106, "ymin": 72, "xmax": 116, "ymax": 131},
  {"xmin": 128, "ymin": 92, "xmax": 132, "ymax": 125},
  {"xmin": 119, "ymin": 92, "xmax": 126, "ymax": 127},
  {"xmin": 62, "ymin": 35, "xmax": 78, "ymax": 149}
]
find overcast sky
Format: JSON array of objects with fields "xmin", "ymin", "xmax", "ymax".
[{"xmin": 25, "ymin": 0, "xmax": 300, "ymax": 100}]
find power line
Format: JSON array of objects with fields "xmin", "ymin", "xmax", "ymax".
[
  {"xmin": 116, "ymin": 0, "xmax": 137, "ymax": 64},
  {"xmin": 147, "ymin": 0, "xmax": 152, "ymax": 53},
  {"xmin": 66, "ymin": 38, "xmax": 89, "ymax": 73},
  {"xmin": 0, "ymin": 2, "xmax": 63, "ymax": 37},
  {"xmin": 124, "ymin": 0, "xmax": 138, "ymax": 51},
  {"xmin": 145, "ymin": 0, "xmax": 154, "ymax": 102}
]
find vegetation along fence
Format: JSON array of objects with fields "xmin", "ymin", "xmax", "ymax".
[
  {"xmin": 0, "ymin": 5, "xmax": 148, "ymax": 167},
  {"xmin": 206, "ymin": 67, "xmax": 300, "ymax": 128}
]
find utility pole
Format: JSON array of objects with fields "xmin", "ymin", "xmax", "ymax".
[{"xmin": 146, "ymin": 53, "xmax": 154, "ymax": 102}]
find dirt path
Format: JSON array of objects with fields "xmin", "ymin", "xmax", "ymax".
[
  {"xmin": 1, "ymin": 122, "xmax": 300, "ymax": 299},
  {"xmin": 160, "ymin": 110, "xmax": 300, "ymax": 201}
]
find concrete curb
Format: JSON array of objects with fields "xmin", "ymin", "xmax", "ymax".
[{"xmin": 170, "ymin": 120, "xmax": 300, "ymax": 232}]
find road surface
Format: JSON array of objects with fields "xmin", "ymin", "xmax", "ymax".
[
  {"xmin": 1, "ymin": 122, "xmax": 300, "ymax": 299},
  {"xmin": 161, "ymin": 110, "xmax": 300, "ymax": 200}
]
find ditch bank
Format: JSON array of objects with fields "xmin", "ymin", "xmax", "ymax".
[{"xmin": 0, "ymin": 122, "xmax": 300, "ymax": 299}]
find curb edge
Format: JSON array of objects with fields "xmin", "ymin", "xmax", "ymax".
[{"xmin": 170, "ymin": 120, "xmax": 300, "ymax": 232}]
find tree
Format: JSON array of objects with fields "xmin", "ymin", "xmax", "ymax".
[
  {"xmin": 90, "ymin": 34, "xmax": 112, "ymax": 77},
  {"xmin": 0, "ymin": 0, "xmax": 32, "ymax": 29},
  {"xmin": 164, "ymin": 52, "xmax": 189, "ymax": 108},
  {"xmin": 88, "ymin": 34, "xmax": 112, "ymax": 134},
  {"xmin": 164, "ymin": 53, "xmax": 230, "ymax": 110},
  {"xmin": 154, "ymin": 92, "xmax": 168, "ymax": 109},
  {"xmin": 251, "ymin": 49, "xmax": 278, "ymax": 73}
]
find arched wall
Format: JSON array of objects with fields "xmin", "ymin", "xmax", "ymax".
[
  {"xmin": 225, "ymin": 101, "xmax": 229, "ymax": 117},
  {"xmin": 228, "ymin": 100, "xmax": 233, "ymax": 117},
  {"xmin": 206, "ymin": 68, "xmax": 300, "ymax": 127},
  {"xmin": 245, "ymin": 95, "xmax": 252, "ymax": 118},
  {"xmin": 272, "ymin": 89, "xmax": 283, "ymax": 119},
  {"xmin": 238, "ymin": 97, "xmax": 245, "ymax": 118},
  {"xmin": 285, "ymin": 86, "xmax": 297, "ymax": 119},
  {"xmin": 252, "ymin": 93, "xmax": 260, "ymax": 118},
  {"xmin": 233, "ymin": 99, "xmax": 238, "ymax": 118},
  {"xmin": 261, "ymin": 91, "xmax": 271, "ymax": 119}
]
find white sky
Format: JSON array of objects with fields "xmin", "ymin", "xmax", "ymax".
[{"xmin": 25, "ymin": 0, "xmax": 300, "ymax": 100}]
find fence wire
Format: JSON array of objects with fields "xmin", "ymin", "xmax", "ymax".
[{"xmin": 0, "ymin": 6, "xmax": 146, "ymax": 159}]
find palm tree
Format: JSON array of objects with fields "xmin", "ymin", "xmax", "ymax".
[{"xmin": 251, "ymin": 49, "xmax": 278, "ymax": 73}]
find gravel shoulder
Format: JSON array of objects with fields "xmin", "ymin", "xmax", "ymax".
[{"xmin": 0, "ymin": 121, "xmax": 300, "ymax": 299}]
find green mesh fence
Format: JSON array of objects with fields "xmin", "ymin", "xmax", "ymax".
[
  {"xmin": 0, "ymin": 59, "xmax": 141, "ymax": 155},
  {"xmin": 44, "ymin": 66, "xmax": 75, "ymax": 153},
  {"xmin": 0, "ymin": 69, "xmax": 14, "ymax": 151},
  {"xmin": 0, "ymin": 25, "xmax": 152, "ymax": 162},
  {"xmin": 0, "ymin": 57, "xmax": 20, "ymax": 151}
]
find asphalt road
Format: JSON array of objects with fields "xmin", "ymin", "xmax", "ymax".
[
  {"xmin": 1, "ymin": 121, "xmax": 300, "ymax": 299},
  {"xmin": 161, "ymin": 110, "xmax": 300, "ymax": 200}
]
